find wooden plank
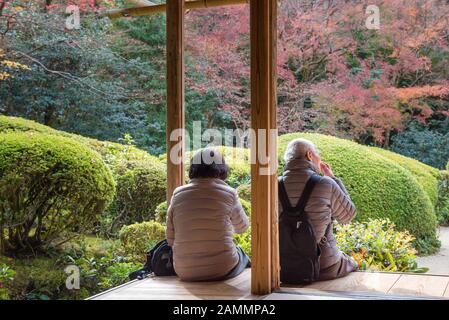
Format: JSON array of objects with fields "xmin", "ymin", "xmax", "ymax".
[
  {"xmin": 265, "ymin": 292, "xmax": 353, "ymax": 300},
  {"xmin": 90, "ymin": 271, "xmax": 449, "ymax": 300},
  {"xmin": 125, "ymin": 0, "xmax": 155, "ymax": 7},
  {"xmin": 268, "ymin": 0, "xmax": 279, "ymax": 291},
  {"xmin": 91, "ymin": 270, "xmax": 255, "ymax": 300},
  {"xmin": 250, "ymin": 0, "xmax": 278, "ymax": 295},
  {"xmin": 166, "ymin": 0, "xmax": 185, "ymax": 203},
  {"xmin": 444, "ymin": 281, "xmax": 449, "ymax": 297},
  {"xmin": 295, "ymin": 272, "xmax": 402, "ymax": 294},
  {"xmin": 388, "ymin": 274, "xmax": 449, "ymax": 297},
  {"xmin": 106, "ymin": 0, "xmax": 249, "ymax": 19}
]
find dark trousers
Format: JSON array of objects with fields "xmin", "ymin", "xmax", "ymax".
[
  {"xmin": 205, "ymin": 246, "xmax": 251, "ymax": 281},
  {"xmin": 221, "ymin": 246, "xmax": 251, "ymax": 280}
]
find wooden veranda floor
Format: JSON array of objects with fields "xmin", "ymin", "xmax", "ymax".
[{"xmin": 89, "ymin": 270, "xmax": 449, "ymax": 300}]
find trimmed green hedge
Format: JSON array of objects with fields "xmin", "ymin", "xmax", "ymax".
[
  {"xmin": 119, "ymin": 221, "xmax": 166, "ymax": 262},
  {"xmin": 279, "ymin": 133, "xmax": 438, "ymax": 253},
  {"xmin": 369, "ymin": 146, "xmax": 439, "ymax": 206},
  {"xmin": 0, "ymin": 132, "xmax": 115, "ymax": 253},
  {"xmin": 370, "ymin": 147, "xmax": 449, "ymax": 225},
  {"xmin": 103, "ymin": 158, "xmax": 166, "ymax": 234},
  {"xmin": 0, "ymin": 116, "xmax": 154, "ymax": 165},
  {"xmin": 0, "ymin": 116, "xmax": 167, "ymax": 236}
]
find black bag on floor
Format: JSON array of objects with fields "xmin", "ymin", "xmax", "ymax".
[
  {"xmin": 278, "ymin": 174, "xmax": 322, "ymax": 285},
  {"xmin": 129, "ymin": 239, "xmax": 177, "ymax": 280}
]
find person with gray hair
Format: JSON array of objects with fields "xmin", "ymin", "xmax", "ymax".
[{"xmin": 280, "ymin": 138, "xmax": 358, "ymax": 281}]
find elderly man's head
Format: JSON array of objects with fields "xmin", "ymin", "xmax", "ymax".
[{"xmin": 284, "ymin": 138, "xmax": 321, "ymax": 168}]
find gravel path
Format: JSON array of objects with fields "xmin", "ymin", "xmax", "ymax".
[{"xmin": 416, "ymin": 227, "xmax": 449, "ymax": 275}]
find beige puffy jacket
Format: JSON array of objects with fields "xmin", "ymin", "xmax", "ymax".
[
  {"xmin": 166, "ymin": 178, "xmax": 249, "ymax": 281},
  {"xmin": 280, "ymin": 158, "xmax": 358, "ymax": 280}
]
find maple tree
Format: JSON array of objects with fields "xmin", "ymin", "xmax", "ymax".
[
  {"xmin": 0, "ymin": 49, "xmax": 29, "ymax": 81},
  {"xmin": 185, "ymin": 0, "xmax": 449, "ymax": 146}
]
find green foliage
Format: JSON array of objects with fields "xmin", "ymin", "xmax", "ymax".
[
  {"xmin": 0, "ymin": 11, "xmax": 157, "ymax": 153},
  {"xmin": 119, "ymin": 221, "xmax": 166, "ymax": 262},
  {"xmin": 335, "ymin": 219, "xmax": 426, "ymax": 273},
  {"xmin": 436, "ymin": 171, "xmax": 449, "ymax": 225},
  {"xmin": 279, "ymin": 133, "xmax": 438, "ymax": 252},
  {"xmin": 102, "ymin": 157, "xmax": 166, "ymax": 235},
  {"xmin": 239, "ymin": 199, "xmax": 251, "ymax": 218},
  {"xmin": 0, "ymin": 236, "xmax": 138, "ymax": 300},
  {"xmin": 0, "ymin": 254, "xmax": 88, "ymax": 300},
  {"xmin": 0, "ymin": 132, "xmax": 115, "ymax": 253},
  {"xmin": 369, "ymin": 146, "xmax": 439, "ymax": 206},
  {"xmin": 371, "ymin": 145, "xmax": 449, "ymax": 227},
  {"xmin": 57, "ymin": 236, "xmax": 139, "ymax": 298},
  {"xmin": 0, "ymin": 115, "xmax": 168, "ymax": 237},
  {"xmin": 234, "ymin": 227, "xmax": 252, "ymax": 258},
  {"xmin": 155, "ymin": 201, "xmax": 168, "ymax": 224},
  {"xmin": 0, "ymin": 264, "xmax": 16, "ymax": 300},
  {"xmin": 237, "ymin": 184, "xmax": 251, "ymax": 202},
  {"xmin": 391, "ymin": 121, "xmax": 449, "ymax": 170}
]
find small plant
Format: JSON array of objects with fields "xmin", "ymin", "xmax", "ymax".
[
  {"xmin": 234, "ymin": 227, "xmax": 251, "ymax": 257},
  {"xmin": 119, "ymin": 221, "xmax": 166, "ymax": 262},
  {"xmin": 155, "ymin": 201, "xmax": 168, "ymax": 224},
  {"xmin": 237, "ymin": 184, "xmax": 251, "ymax": 202},
  {"xmin": 335, "ymin": 219, "xmax": 427, "ymax": 273},
  {"xmin": 0, "ymin": 264, "xmax": 16, "ymax": 300}
]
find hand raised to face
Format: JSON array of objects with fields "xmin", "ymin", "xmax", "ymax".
[{"xmin": 320, "ymin": 162, "xmax": 335, "ymax": 177}]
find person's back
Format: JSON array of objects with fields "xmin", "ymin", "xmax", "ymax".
[
  {"xmin": 166, "ymin": 149, "xmax": 250, "ymax": 282},
  {"xmin": 280, "ymin": 139, "xmax": 358, "ymax": 281}
]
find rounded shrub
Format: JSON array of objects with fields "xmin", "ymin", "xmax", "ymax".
[
  {"xmin": 0, "ymin": 116, "xmax": 168, "ymax": 237},
  {"xmin": 370, "ymin": 146, "xmax": 439, "ymax": 206},
  {"xmin": 0, "ymin": 115, "xmax": 153, "ymax": 166},
  {"xmin": 0, "ymin": 115, "xmax": 60, "ymax": 135},
  {"xmin": 0, "ymin": 132, "xmax": 115, "ymax": 253},
  {"xmin": 279, "ymin": 133, "xmax": 438, "ymax": 252},
  {"xmin": 237, "ymin": 184, "xmax": 251, "ymax": 202},
  {"xmin": 119, "ymin": 221, "xmax": 166, "ymax": 262},
  {"xmin": 102, "ymin": 158, "xmax": 167, "ymax": 235}
]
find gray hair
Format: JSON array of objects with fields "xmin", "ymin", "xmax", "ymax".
[{"xmin": 283, "ymin": 138, "xmax": 318, "ymax": 162}]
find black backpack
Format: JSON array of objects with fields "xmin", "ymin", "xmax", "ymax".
[
  {"xmin": 278, "ymin": 174, "xmax": 323, "ymax": 285},
  {"xmin": 129, "ymin": 239, "xmax": 177, "ymax": 280}
]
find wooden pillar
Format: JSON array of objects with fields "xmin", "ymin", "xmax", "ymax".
[
  {"xmin": 269, "ymin": 0, "xmax": 280, "ymax": 291},
  {"xmin": 250, "ymin": 0, "xmax": 279, "ymax": 295},
  {"xmin": 166, "ymin": 0, "xmax": 185, "ymax": 203}
]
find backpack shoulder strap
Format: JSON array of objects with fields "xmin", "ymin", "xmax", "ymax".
[
  {"xmin": 294, "ymin": 174, "xmax": 322, "ymax": 215},
  {"xmin": 278, "ymin": 176, "xmax": 292, "ymax": 210}
]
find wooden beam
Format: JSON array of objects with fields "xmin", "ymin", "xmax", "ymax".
[
  {"xmin": 269, "ymin": 0, "xmax": 280, "ymax": 291},
  {"xmin": 106, "ymin": 0, "xmax": 249, "ymax": 19},
  {"xmin": 125, "ymin": 0, "xmax": 156, "ymax": 7},
  {"xmin": 166, "ymin": 0, "xmax": 185, "ymax": 204},
  {"xmin": 250, "ymin": 0, "xmax": 278, "ymax": 295}
]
